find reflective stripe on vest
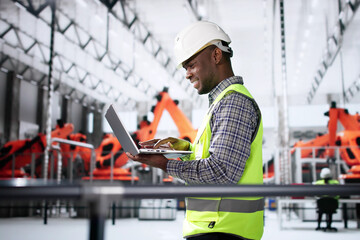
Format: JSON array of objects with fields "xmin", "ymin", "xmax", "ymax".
[{"xmin": 187, "ymin": 197, "xmax": 265, "ymax": 213}]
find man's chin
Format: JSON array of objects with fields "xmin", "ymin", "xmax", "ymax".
[{"xmin": 197, "ymin": 88, "xmax": 209, "ymax": 95}]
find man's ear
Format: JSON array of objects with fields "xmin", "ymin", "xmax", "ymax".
[{"xmin": 213, "ymin": 47, "xmax": 223, "ymax": 64}]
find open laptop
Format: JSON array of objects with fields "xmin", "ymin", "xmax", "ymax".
[{"xmin": 105, "ymin": 104, "xmax": 192, "ymax": 159}]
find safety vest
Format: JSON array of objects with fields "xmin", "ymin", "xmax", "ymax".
[
  {"xmin": 315, "ymin": 179, "xmax": 340, "ymax": 200},
  {"xmin": 315, "ymin": 179, "xmax": 339, "ymax": 185},
  {"xmin": 182, "ymin": 84, "xmax": 264, "ymax": 240}
]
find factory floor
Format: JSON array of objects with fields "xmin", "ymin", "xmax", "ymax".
[{"xmin": 0, "ymin": 210, "xmax": 359, "ymax": 240}]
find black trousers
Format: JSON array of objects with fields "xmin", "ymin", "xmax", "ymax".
[{"xmin": 187, "ymin": 233, "xmax": 245, "ymax": 240}]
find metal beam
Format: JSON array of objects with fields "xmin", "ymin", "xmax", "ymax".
[
  {"xmin": 1, "ymin": 180, "xmax": 360, "ymax": 200},
  {"xmin": 186, "ymin": 0, "xmax": 203, "ymax": 21},
  {"xmin": 1, "ymin": 1, "xmax": 141, "ymax": 109},
  {"xmin": 344, "ymin": 74, "xmax": 360, "ymax": 102},
  {"xmin": 100, "ymin": 0, "xmax": 203, "ymax": 106},
  {"xmin": 307, "ymin": 0, "xmax": 360, "ymax": 103},
  {"xmin": 278, "ymin": 0, "xmax": 290, "ymax": 184},
  {"xmin": 2, "ymin": 0, "xmax": 203, "ymax": 110}
]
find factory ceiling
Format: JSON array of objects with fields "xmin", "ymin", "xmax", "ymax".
[{"xmin": 0, "ymin": 0, "xmax": 359, "ymax": 112}]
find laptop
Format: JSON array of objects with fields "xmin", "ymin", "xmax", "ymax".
[{"xmin": 105, "ymin": 104, "xmax": 192, "ymax": 159}]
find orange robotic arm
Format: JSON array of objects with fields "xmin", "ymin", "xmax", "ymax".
[{"xmin": 136, "ymin": 89, "xmax": 197, "ymax": 143}]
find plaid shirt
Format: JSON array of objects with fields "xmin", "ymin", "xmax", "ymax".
[{"xmin": 167, "ymin": 76, "xmax": 260, "ymax": 184}]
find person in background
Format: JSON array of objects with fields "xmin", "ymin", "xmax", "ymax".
[
  {"xmin": 315, "ymin": 167, "xmax": 339, "ymax": 232},
  {"xmin": 127, "ymin": 21, "xmax": 264, "ymax": 240}
]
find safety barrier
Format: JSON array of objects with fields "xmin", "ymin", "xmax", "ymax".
[
  {"xmin": 0, "ymin": 179, "xmax": 360, "ymax": 240},
  {"xmin": 3, "ymin": 144, "xmax": 358, "ymax": 184},
  {"xmin": 263, "ymin": 145, "xmax": 360, "ymax": 184},
  {"xmin": 0, "ymin": 149, "xmax": 139, "ymax": 183}
]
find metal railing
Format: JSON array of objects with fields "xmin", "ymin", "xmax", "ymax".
[
  {"xmin": 0, "ymin": 179, "xmax": 360, "ymax": 240},
  {"xmin": 292, "ymin": 145, "xmax": 360, "ymax": 182},
  {"xmin": 3, "ymin": 144, "xmax": 358, "ymax": 185},
  {"xmin": 262, "ymin": 145, "xmax": 360, "ymax": 184}
]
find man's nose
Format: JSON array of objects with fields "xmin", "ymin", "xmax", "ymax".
[{"xmin": 186, "ymin": 69, "xmax": 192, "ymax": 79}]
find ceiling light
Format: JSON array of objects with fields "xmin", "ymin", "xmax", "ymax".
[
  {"xmin": 0, "ymin": 67, "xmax": 9, "ymax": 73},
  {"xmin": 198, "ymin": 6, "xmax": 207, "ymax": 18},
  {"xmin": 76, "ymin": 0, "xmax": 88, "ymax": 8},
  {"xmin": 301, "ymin": 42, "xmax": 307, "ymax": 49},
  {"xmin": 95, "ymin": 14, "xmax": 104, "ymax": 23},
  {"xmin": 109, "ymin": 29, "xmax": 118, "ymax": 37},
  {"xmin": 307, "ymin": 15, "xmax": 314, "ymax": 24},
  {"xmin": 311, "ymin": 0, "xmax": 318, "ymax": 8}
]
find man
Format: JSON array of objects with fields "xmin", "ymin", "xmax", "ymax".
[
  {"xmin": 315, "ymin": 167, "xmax": 339, "ymax": 232},
  {"xmin": 126, "ymin": 21, "xmax": 264, "ymax": 240}
]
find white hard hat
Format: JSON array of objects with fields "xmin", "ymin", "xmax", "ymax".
[
  {"xmin": 320, "ymin": 168, "xmax": 332, "ymax": 179},
  {"xmin": 174, "ymin": 21, "xmax": 232, "ymax": 69}
]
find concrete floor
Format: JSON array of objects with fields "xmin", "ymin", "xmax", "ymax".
[{"xmin": 0, "ymin": 210, "xmax": 359, "ymax": 240}]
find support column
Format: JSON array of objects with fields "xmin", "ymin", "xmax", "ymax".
[
  {"xmin": 37, "ymin": 86, "xmax": 49, "ymax": 134},
  {"xmin": 91, "ymin": 109, "xmax": 103, "ymax": 147},
  {"xmin": 4, "ymin": 71, "xmax": 20, "ymax": 141},
  {"xmin": 278, "ymin": 0, "xmax": 290, "ymax": 184},
  {"xmin": 61, "ymin": 96, "xmax": 72, "ymax": 124},
  {"xmin": 43, "ymin": 0, "xmax": 57, "ymax": 180},
  {"xmin": 81, "ymin": 105, "xmax": 89, "ymax": 134}
]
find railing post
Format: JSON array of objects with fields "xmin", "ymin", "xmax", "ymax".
[
  {"xmin": 112, "ymin": 202, "xmax": 116, "ymax": 225},
  {"xmin": 89, "ymin": 197, "xmax": 107, "ymax": 240},
  {"xmin": 69, "ymin": 154, "xmax": 74, "ymax": 183},
  {"xmin": 131, "ymin": 160, "xmax": 135, "ymax": 185},
  {"xmin": 274, "ymin": 148, "xmax": 281, "ymax": 184},
  {"xmin": 11, "ymin": 154, "xmax": 15, "ymax": 179},
  {"xmin": 311, "ymin": 161, "xmax": 316, "ymax": 183},
  {"xmin": 57, "ymin": 150, "xmax": 62, "ymax": 184},
  {"xmin": 295, "ymin": 148, "xmax": 302, "ymax": 183},
  {"xmin": 31, "ymin": 153, "xmax": 35, "ymax": 179},
  {"xmin": 110, "ymin": 152, "xmax": 114, "ymax": 183},
  {"xmin": 336, "ymin": 146, "xmax": 341, "ymax": 177},
  {"xmin": 90, "ymin": 150, "xmax": 94, "ymax": 182},
  {"xmin": 50, "ymin": 153, "xmax": 54, "ymax": 179}
]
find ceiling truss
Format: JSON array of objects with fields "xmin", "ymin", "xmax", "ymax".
[
  {"xmin": 306, "ymin": 0, "xmax": 360, "ymax": 103},
  {"xmin": 186, "ymin": 0, "xmax": 203, "ymax": 21},
  {"xmin": 0, "ymin": 0, "xmax": 203, "ymax": 112},
  {"xmin": 344, "ymin": 74, "xmax": 360, "ymax": 102}
]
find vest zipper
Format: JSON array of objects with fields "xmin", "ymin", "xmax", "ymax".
[{"xmin": 208, "ymin": 221, "xmax": 216, "ymax": 229}]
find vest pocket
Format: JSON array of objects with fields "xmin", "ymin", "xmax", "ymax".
[{"xmin": 186, "ymin": 210, "xmax": 219, "ymax": 222}]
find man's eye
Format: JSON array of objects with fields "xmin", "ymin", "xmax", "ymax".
[{"xmin": 184, "ymin": 61, "xmax": 195, "ymax": 70}]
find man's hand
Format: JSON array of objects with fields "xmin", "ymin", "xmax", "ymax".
[
  {"xmin": 126, "ymin": 152, "xmax": 169, "ymax": 172},
  {"xmin": 138, "ymin": 139, "xmax": 161, "ymax": 148},
  {"xmin": 140, "ymin": 137, "xmax": 190, "ymax": 151}
]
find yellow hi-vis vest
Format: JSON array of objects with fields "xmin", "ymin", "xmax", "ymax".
[
  {"xmin": 315, "ymin": 179, "xmax": 340, "ymax": 200},
  {"xmin": 182, "ymin": 84, "xmax": 264, "ymax": 240}
]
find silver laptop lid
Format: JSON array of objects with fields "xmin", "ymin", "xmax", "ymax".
[{"xmin": 105, "ymin": 104, "xmax": 141, "ymax": 156}]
